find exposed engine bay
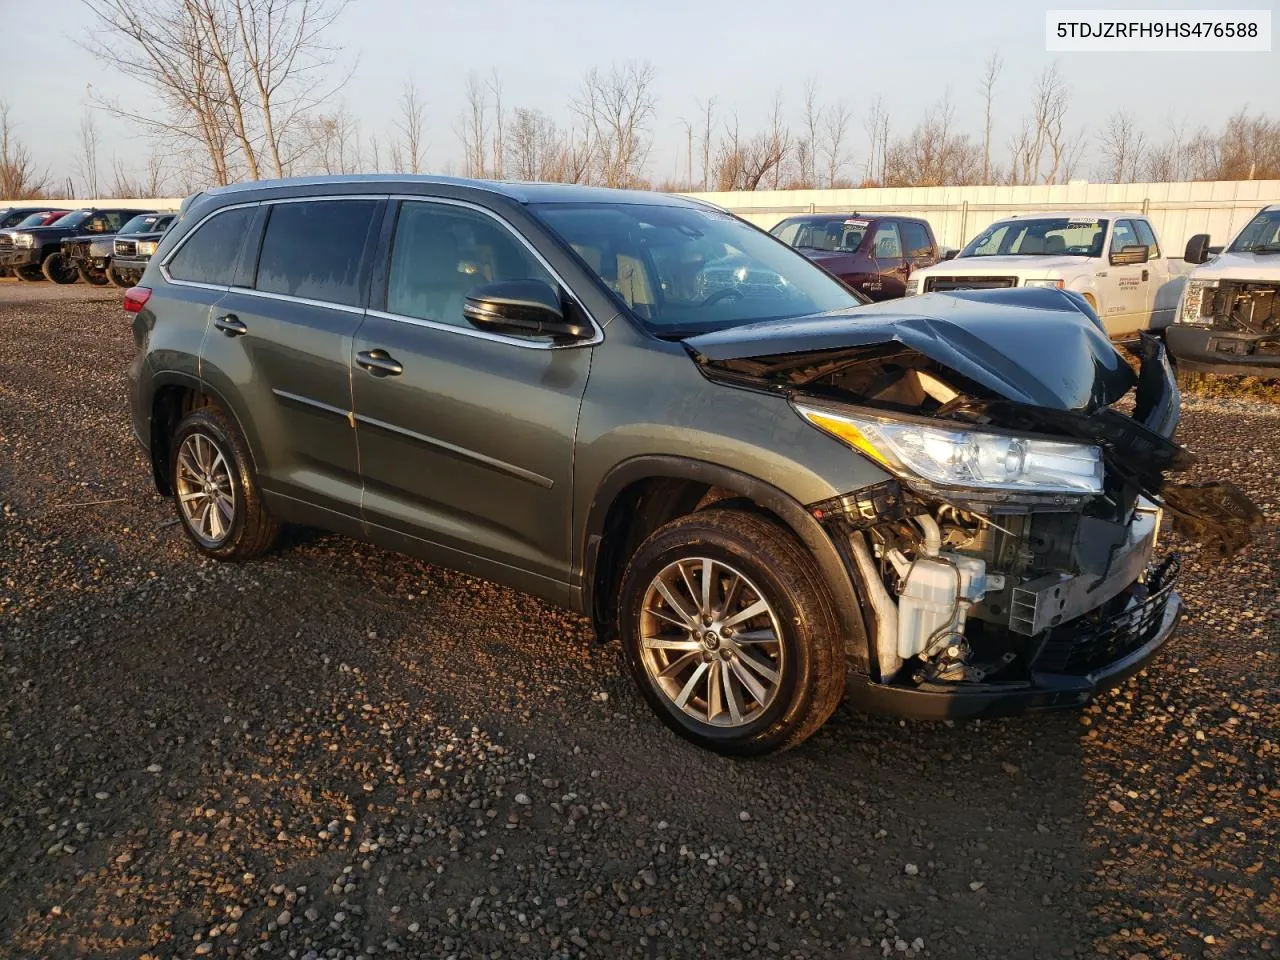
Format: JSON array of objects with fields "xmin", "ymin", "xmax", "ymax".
[
  {"xmin": 1202, "ymin": 280, "xmax": 1280, "ymax": 335},
  {"xmin": 687, "ymin": 290, "xmax": 1263, "ymax": 692}
]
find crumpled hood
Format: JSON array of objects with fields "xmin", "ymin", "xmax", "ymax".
[
  {"xmin": 917, "ymin": 254, "xmax": 1089, "ymax": 277},
  {"xmin": 1187, "ymin": 250, "xmax": 1280, "ymax": 282},
  {"xmin": 685, "ymin": 288, "xmax": 1135, "ymax": 414}
]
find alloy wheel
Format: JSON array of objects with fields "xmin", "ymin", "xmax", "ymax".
[
  {"xmin": 175, "ymin": 433, "xmax": 237, "ymax": 546},
  {"xmin": 638, "ymin": 557, "xmax": 785, "ymax": 728}
]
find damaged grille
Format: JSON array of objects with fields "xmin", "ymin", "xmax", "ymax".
[
  {"xmin": 1032, "ymin": 555, "xmax": 1179, "ymax": 676},
  {"xmin": 1207, "ymin": 281, "xmax": 1280, "ymax": 334},
  {"xmin": 924, "ymin": 276, "xmax": 1017, "ymax": 293}
]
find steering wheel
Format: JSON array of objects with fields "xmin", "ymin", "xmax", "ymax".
[{"xmin": 699, "ymin": 287, "xmax": 745, "ymax": 307}]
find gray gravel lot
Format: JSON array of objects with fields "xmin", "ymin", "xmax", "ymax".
[{"xmin": 0, "ymin": 282, "xmax": 1276, "ymax": 960}]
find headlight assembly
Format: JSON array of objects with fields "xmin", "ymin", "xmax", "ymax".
[
  {"xmin": 1022, "ymin": 279, "xmax": 1064, "ymax": 288},
  {"xmin": 1178, "ymin": 278, "xmax": 1218, "ymax": 324},
  {"xmin": 137, "ymin": 240, "xmax": 158, "ymax": 256},
  {"xmin": 794, "ymin": 403, "xmax": 1104, "ymax": 494},
  {"xmin": 12, "ymin": 233, "xmax": 35, "ymax": 248}
]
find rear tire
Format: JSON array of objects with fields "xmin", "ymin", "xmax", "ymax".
[
  {"xmin": 78, "ymin": 264, "xmax": 110, "ymax": 285},
  {"xmin": 41, "ymin": 253, "xmax": 79, "ymax": 284},
  {"xmin": 617, "ymin": 508, "xmax": 845, "ymax": 756},
  {"xmin": 169, "ymin": 405, "xmax": 280, "ymax": 561}
]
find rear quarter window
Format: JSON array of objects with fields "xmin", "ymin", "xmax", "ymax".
[
  {"xmin": 166, "ymin": 206, "xmax": 256, "ymax": 286},
  {"xmin": 255, "ymin": 199, "xmax": 379, "ymax": 307}
]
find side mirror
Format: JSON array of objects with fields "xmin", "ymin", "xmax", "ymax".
[
  {"xmin": 941, "ymin": 249, "xmax": 957, "ymax": 261},
  {"xmin": 1110, "ymin": 244, "xmax": 1150, "ymax": 266},
  {"xmin": 1183, "ymin": 234, "xmax": 1212, "ymax": 265},
  {"xmin": 462, "ymin": 279, "xmax": 591, "ymax": 341}
]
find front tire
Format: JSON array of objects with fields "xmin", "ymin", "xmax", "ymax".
[
  {"xmin": 170, "ymin": 406, "xmax": 280, "ymax": 561},
  {"xmin": 13, "ymin": 265, "xmax": 43, "ymax": 282},
  {"xmin": 42, "ymin": 253, "xmax": 79, "ymax": 284},
  {"xmin": 617, "ymin": 508, "xmax": 845, "ymax": 756},
  {"xmin": 106, "ymin": 264, "xmax": 133, "ymax": 288},
  {"xmin": 79, "ymin": 264, "xmax": 110, "ymax": 285}
]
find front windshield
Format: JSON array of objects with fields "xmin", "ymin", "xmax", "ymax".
[
  {"xmin": 960, "ymin": 217, "xmax": 1109, "ymax": 258},
  {"xmin": 1228, "ymin": 210, "xmax": 1280, "ymax": 253},
  {"xmin": 50, "ymin": 210, "xmax": 91, "ymax": 229},
  {"xmin": 771, "ymin": 216, "xmax": 871, "ymax": 253},
  {"xmin": 532, "ymin": 202, "xmax": 867, "ymax": 337},
  {"xmin": 119, "ymin": 214, "xmax": 160, "ymax": 234},
  {"xmin": 16, "ymin": 212, "xmax": 52, "ymax": 227}
]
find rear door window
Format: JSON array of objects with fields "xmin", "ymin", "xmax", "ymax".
[
  {"xmin": 166, "ymin": 206, "xmax": 256, "ymax": 286},
  {"xmin": 255, "ymin": 199, "xmax": 379, "ymax": 307},
  {"xmin": 899, "ymin": 221, "xmax": 932, "ymax": 258}
]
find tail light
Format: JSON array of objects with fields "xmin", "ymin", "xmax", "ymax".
[{"xmin": 123, "ymin": 286, "xmax": 152, "ymax": 314}]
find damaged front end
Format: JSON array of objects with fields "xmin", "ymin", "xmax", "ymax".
[{"xmin": 688, "ymin": 289, "xmax": 1262, "ymax": 718}]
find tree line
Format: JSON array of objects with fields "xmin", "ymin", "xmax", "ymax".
[{"xmin": 2, "ymin": 0, "xmax": 1278, "ymax": 200}]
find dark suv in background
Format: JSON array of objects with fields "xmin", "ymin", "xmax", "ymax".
[
  {"xmin": 126, "ymin": 176, "xmax": 1254, "ymax": 755},
  {"xmin": 770, "ymin": 213, "xmax": 939, "ymax": 299}
]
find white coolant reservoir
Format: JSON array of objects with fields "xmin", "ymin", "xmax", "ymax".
[{"xmin": 888, "ymin": 550, "xmax": 988, "ymax": 660}]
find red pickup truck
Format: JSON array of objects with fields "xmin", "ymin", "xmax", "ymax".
[{"xmin": 770, "ymin": 213, "xmax": 940, "ymax": 300}]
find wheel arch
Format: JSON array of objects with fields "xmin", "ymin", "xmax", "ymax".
[
  {"xmin": 147, "ymin": 372, "xmax": 259, "ymax": 496},
  {"xmin": 581, "ymin": 455, "xmax": 870, "ymax": 672}
]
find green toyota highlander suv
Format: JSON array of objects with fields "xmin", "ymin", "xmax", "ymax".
[{"xmin": 126, "ymin": 176, "xmax": 1258, "ymax": 755}]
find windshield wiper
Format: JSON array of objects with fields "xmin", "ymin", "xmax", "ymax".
[{"xmin": 1246, "ymin": 243, "xmax": 1280, "ymax": 254}]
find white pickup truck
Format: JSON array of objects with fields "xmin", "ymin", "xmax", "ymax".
[
  {"xmin": 906, "ymin": 212, "xmax": 1195, "ymax": 338},
  {"xmin": 1165, "ymin": 203, "xmax": 1280, "ymax": 381}
]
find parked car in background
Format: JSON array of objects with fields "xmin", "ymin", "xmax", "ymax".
[
  {"xmin": 0, "ymin": 208, "xmax": 70, "ymax": 277},
  {"xmin": 0, "ymin": 207, "xmax": 150, "ymax": 282},
  {"xmin": 108, "ymin": 212, "xmax": 176, "ymax": 287},
  {"xmin": 125, "ymin": 175, "xmax": 1257, "ymax": 755},
  {"xmin": 907, "ymin": 213, "xmax": 1195, "ymax": 339},
  {"xmin": 770, "ymin": 213, "xmax": 939, "ymax": 300},
  {"xmin": 1166, "ymin": 203, "xmax": 1280, "ymax": 382},
  {"xmin": 58, "ymin": 209, "xmax": 159, "ymax": 285}
]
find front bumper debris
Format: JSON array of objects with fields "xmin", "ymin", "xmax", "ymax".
[
  {"xmin": 846, "ymin": 557, "xmax": 1183, "ymax": 719},
  {"xmin": 1166, "ymin": 324, "xmax": 1280, "ymax": 379}
]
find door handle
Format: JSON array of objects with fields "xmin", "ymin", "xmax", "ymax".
[
  {"xmin": 214, "ymin": 314, "xmax": 247, "ymax": 337},
  {"xmin": 356, "ymin": 349, "xmax": 403, "ymax": 377},
  {"xmin": 1141, "ymin": 269, "xmax": 1149, "ymax": 281}
]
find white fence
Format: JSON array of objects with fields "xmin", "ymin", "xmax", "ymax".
[
  {"xmin": 8, "ymin": 179, "xmax": 1279, "ymax": 255},
  {"xmin": 684, "ymin": 180, "xmax": 1280, "ymax": 254}
]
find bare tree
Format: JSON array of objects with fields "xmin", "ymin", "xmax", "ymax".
[
  {"xmin": 823, "ymin": 99, "xmax": 853, "ymax": 188},
  {"xmin": 884, "ymin": 94, "xmax": 982, "ymax": 187},
  {"xmin": 77, "ymin": 107, "xmax": 101, "ymax": 198},
  {"xmin": 979, "ymin": 52, "xmax": 1002, "ymax": 184},
  {"xmin": 109, "ymin": 152, "xmax": 168, "ymax": 196},
  {"xmin": 391, "ymin": 80, "xmax": 426, "ymax": 174},
  {"xmin": 228, "ymin": 0, "xmax": 352, "ymax": 177},
  {"xmin": 800, "ymin": 78, "xmax": 820, "ymax": 187},
  {"xmin": 1098, "ymin": 111, "xmax": 1145, "ymax": 182},
  {"xmin": 764, "ymin": 93, "xmax": 792, "ymax": 190},
  {"xmin": 572, "ymin": 61, "xmax": 657, "ymax": 188},
  {"xmin": 81, "ymin": 0, "xmax": 350, "ymax": 185},
  {"xmin": 301, "ymin": 105, "xmax": 362, "ymax": 174},
  {"xmin": 1007, "ymin": 63, "xmax": 1075, "ymax": 184},
  {"xmin": 457, "ymin": 73, "xmax": 489, "ymax": 178},
  {"xmin": 0, "ymin": 100, "xmax": 49, "ymax": 198},
  {"xmin": 698, "ymin": 96, "xmax": 715, "ymax": 190},
  {"xmin": 488, "ymin": 70, "xmax": 505, "ymax": 179},
  {"xmin": 861, "ymin": 97, "xmax": 889, "ymax": 185}
]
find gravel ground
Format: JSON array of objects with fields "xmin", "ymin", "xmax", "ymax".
[{"xmin": 1, "ymin": 282, "xmax": 1276, "ymax": 960}]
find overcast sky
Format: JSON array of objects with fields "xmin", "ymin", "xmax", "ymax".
[{"xmin": 1, "ymin": 0, "xmax": 1275, "ymax": 191}]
